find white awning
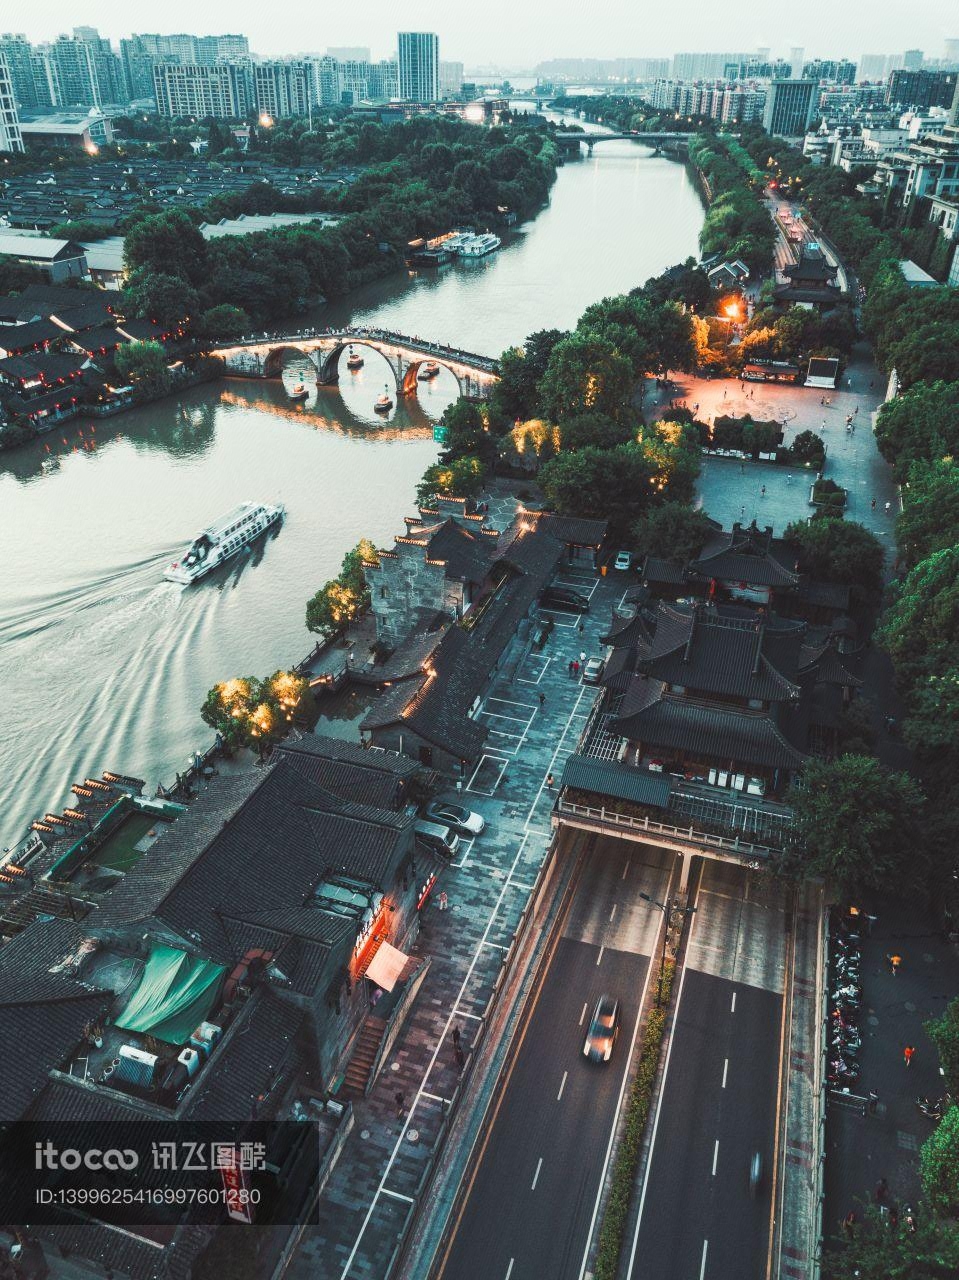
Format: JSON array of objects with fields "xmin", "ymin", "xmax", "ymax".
[{"xmin": 365, "ymin": 941, "xmax": 409, "ymax": 992}]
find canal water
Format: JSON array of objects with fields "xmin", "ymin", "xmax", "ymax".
[{"xmin": 0, "ymin": 122, "xmax": 704, "ymax": 850}]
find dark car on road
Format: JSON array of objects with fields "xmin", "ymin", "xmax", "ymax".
[
  {"xmin": 583, "ymin": 994, "xmax": 620, "ymax": 1062},
  {"xmin": 540, "ymin": 586, "xmax": 590, "ymax": 613}
]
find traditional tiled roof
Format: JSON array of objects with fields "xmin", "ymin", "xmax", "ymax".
[
  {"xmin": 183, "ymin": 992, "xmax": 304, "ymax": 1120},
  {"xmin": 601, "ymin": 609, "xmax": 654, "ymax": 649},
  {"xmin": 561, "ymin": 755, "xmax": 671, "ymax": 809},
  {"xmin": 425, "ymin": 518, "xmax": 497, "ymax": 583},
  {"xmin": 0, "ymin": 318, "xmax": 62, "ymax": 352},
  {"xmin": 0, "ymin": 918, "xmax": 111, "ymax": 1122},
  {"xmin": 90, "ymin": 764, "xmax": 410, "ymax": 958},
  {"xmin": 637, "ymin": 603, "xmax": 807, "ymax": 703},
  {"xmin": 68, "ymin": 325, "xmax": 127, "ymax": 355},
  {"xmin": 612, "ymin": 682, "xmax": 809, "ymax": 769},
  {"xmin": 0, "ymin": 349, "xmax": 87, "ymax": 383},
  {"xmin": 530, "ymin": 512, "xmax": 608, "ymax": 548},
  {"xmin": 640, "ymin": 554, "xmax": 688, "ymax": 586},
  {"xmin": 276, "ymin": 732, "xmax": 421, "ymax": 809},
  {"xmin": 690, "ymin": 522, "xmax": 800, "ymax": 588},
  {"xmin": 782, "ymin": 253, "xmax": 839, "ymax": 283}
]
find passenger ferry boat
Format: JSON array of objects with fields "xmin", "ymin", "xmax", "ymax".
[
  {"xmin": 164, "ymin": 501, "xmax": 285, "ymax": 585},
  {"xmin": 459, "ymin": 233, "xmax": 501, "ymax": 258}
]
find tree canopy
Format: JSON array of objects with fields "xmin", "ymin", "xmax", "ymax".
[
  {"xmin": 632, "ymin": 503, "xmax": 715, "ymax": 562},
  {"xmin": 784, "ymin": 517, "xmax": 884, "ymax": 603},
  {"xmin": 875, "ymin": 382, "xmax": 959, "ymax": 480},
  {"xmin": 786, "ymin": 755, "xmax": 925, "ymax": 896},
  {"xmin": 538, "ymin": 332, "xmax": 635, "ymax": 422}
]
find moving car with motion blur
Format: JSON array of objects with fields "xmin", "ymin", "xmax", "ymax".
[{"xmin": 583, "ymin": 994, "xmax": 620, "ymax": 1063}]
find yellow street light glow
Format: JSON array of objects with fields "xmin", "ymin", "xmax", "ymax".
[{"xmin": 259, "ymin": 113, "xmax": 274, "ymax": 128}]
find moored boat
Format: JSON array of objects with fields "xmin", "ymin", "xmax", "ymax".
[
  {"xmin": 289, "ymin": 382, "xmax": 309, "ymax": 401},
  {"xmin": 346, "ymin": 346, "xmax": 364, "ymax": 371},
  {"xmin": 164, "ymin": 501, "xmax": 284, "ymax": 585},
  {"xmin": 418, "ymin": 361, "xmax": 440, "ymax": 380},
  {"xmin": 374, "ymin": 386, "xmax": 394, "ymax": 414}
]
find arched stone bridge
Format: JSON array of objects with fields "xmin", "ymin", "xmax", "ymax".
[{"xmin": 214, "ymin": 328, "xmax": 500, "ymax": 401}]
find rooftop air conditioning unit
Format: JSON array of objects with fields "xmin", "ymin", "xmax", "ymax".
[
  {"xmin": 178, "ymin": 1046, "xmax": 201, "ymax": 1077},
  {"xmin": 115, "ymin": 1044, "xmax": 158, "ymax": 1088}
]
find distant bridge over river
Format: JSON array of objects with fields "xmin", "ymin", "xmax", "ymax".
[
  {"xmin": 555, "ymin": 131, "xmax": 694, "ymax": 155},
  {"xmin": 214, "ymin": 328, "xmax": 499, "ymax": 401}
]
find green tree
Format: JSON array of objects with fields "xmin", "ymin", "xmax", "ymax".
[
  {"xmin": 784, "ymin": 517, "xmax": 884, "ymax": 603},
  {"xmin": 114, "ymin": 340, "xmax": 168, "ymax": 383},
  {"xmin": 879, "ymin": 548, "xmax": 959, "ymax": 692},
  {"xmin": 632, "ymin": 503, "xmax": 714, "ymax": 562},
  {"xmin": 896, "ymin": 460, "xmax": 959, "ymax": 569},
  {"xmin": 785, "ymin": 756, "xmax": 924, "ymax": 895},
  {"xmin": 415, "ymin": 456, "xmax": 484, "ymax": 505},
  {"xmin": 559, "ymin": 412, "xmax": 634, "ymax": 452},
  {"xmin": 539, "ymin": 443, "xmax": 657, "ymax": 534},
  {"xmin": 304, "ymin": 539, "xmax": 379, "ymax": 639},
  {"xmin": 438, "ymin": 398, "xmax": 496, "ymax": 465},
  {"xmin": 490, "ymin": 328, "xmax": 567, "ymax": 424},
  {"xmin": 538, "ymin": 332, "xmax": 634, "ymax": 422},
  {"xmin": 122, "ymin": 270, "xmax": 199, "ymax": 326},
  {"xmin": 124, "ymin": 208, "xmax": 208, "ymax": 284},
  {"xmin": 920, "ymin": 1106, "xmax": 959, "ymax": 1215},
  {"xmin": 874, "ymin": 381, "xmax": 959, "ymax": 479},
  {"xmin": 823, "ymin": 1206, "xmax": 959, "ymax": 1280},
  {"xmin": 926, "ymin": 998, "xmax": 959, "ymax": 1100},
  {"xmin": 196, "ymin": 304, "xmax": 250, "ymax": 342}
]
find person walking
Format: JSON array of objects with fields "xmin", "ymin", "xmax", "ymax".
[
  {"xmin": 867, "ymin": 1090, "xmax": 879, "ymax": 1115},
  {"xmin": 577, "ymin": 620, "xmax": 585, "ymax": 635},
  {"xmin": 573, "ymin": 660, "xmax": 580, "ymax": 677},
  {"xmin": 887, "ymin": 952, "xmax": 902, "ymax": 975},
  {"xmin": 760, "ymin": 484, "xmax": 766, "ymax": 497},
  {"xmin": 903, "ymin": 1044, "xmax": 916, "ymax": 1067},
  {"xmin": 395, "ymin": 1091, "xmax": 406, "ymax": 1118},
  {"xmin": 871, "ymin": 498, "xmax": 877, "ymax": 510},
  {"xmin": 454, "ymin": 1042, "xmax": 466, "ymax": 1071},
  {"xmin": 579, "ymin": 651, "xmax": 586, "ymax": 665},
  {"xmin": 438, "ymin": 891, "xmax": 448, "ymax": 912},
  {"xmin": 452, "ymin": 1026, "xmax": 461, "ymax": 1048},
  {"xmin": 539, "ymin": 692, "xmax": 546, "ymax": 709},
  {"xmin": 568, "ymin": 659, "xmax": 576, "ymax": 678},
  {"xmin": 546, "ymin": 772, "xmax": 554, "ymax": 791},
  {"xmin": 885, "ymin": 501, "xmax": 892, "ymax": 514},
  {"xmin": 842, "ymin": 1211, "xmax": 856, "ymax": 1240}
]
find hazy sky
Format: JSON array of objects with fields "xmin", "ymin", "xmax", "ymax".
[{"xmin": 13, "ymin": 0, "xmax": 959, "ymax": 67}]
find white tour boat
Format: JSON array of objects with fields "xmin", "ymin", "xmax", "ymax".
[
  {"xmin": 164, "ymin": 501, "xmax": 285, "ymax": 584},
  {"xmin": 459, "ymin": 232, "xmax": 501, "ymax": 258}
]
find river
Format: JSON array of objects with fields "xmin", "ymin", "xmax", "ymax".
[{"xmin": 0, "ymin": 117, "xmax": 704, "ymax": 850}]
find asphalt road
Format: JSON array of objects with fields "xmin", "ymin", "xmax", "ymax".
[
  {"xmin": 439, "ymin": 839, "xmax": 671, "ymax": 1280},
  {"xmin": 627, "ymin": 863, "xmax": 788, "ymax": 1280}
]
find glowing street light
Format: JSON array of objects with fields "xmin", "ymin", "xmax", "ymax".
[{"xmin": 259, "ymin": 113, "xmax": 274, "ymax": 129}]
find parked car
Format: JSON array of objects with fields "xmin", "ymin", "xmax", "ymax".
[
  {"xmin": 413, "ymin": 819, "xmax": 460, "ymax": 859},
  {"xmin": 613, "ymin": 550, "xmax": 632, "ymax": 571},
  {"xmin": 582, "ymin": 656, "xmax": 605, "ymax": 685},
  {"xmin": 540, "ymin": 586, "xmax": 590, "ymax": 613},
  {"xmin": 423, "ymin": 800, "xmax": 485, "ymax": 836},
  {"xmin": 583, "ymin": 994, "xmax": 620, "ymax": 1063}
]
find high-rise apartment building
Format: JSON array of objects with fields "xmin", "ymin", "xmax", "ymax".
[
  {"xmin": 763, "ymin": 78, "xmax": 818, "ymax": 137},
  {"xmin": 153, "ymin": 60, "xmax": 251, "ymax": 118},
  {"xmin": 398, "ymin": 31, "xmax": 439, "ymax": 103},
  {"xmin": 902, "ymin": 49, "xmax": 924, "ymax": 71},
  {"xmin": 46, "ymin": 28, "xmax": 124, "ymax": 110},
  {"xmin": 439, "ymin": 60, "xmax": 464, "ymax": 98},
  {"xmin": 859, "ymin": 53, "xmax": 894, "ymax": 82},
  {"xmin": 0, "ymin": 33, "xmax": 45, "ymax": 110},
  {"xmin": 789, "ymin": 47, "xmax": 805, "ymax": 78},
  {"xmin": 887, "ymin": 68, "xmax": 958, "ymax": 110},
  {"xmin": 254, "ymin": 61, "xmax": 311, "ymax": 119},
  {"xmin": 0, "ymin": 52, "xmax": 24, "ymax": 153},
  {"xmin": 307, "ymin": 55, "xmax": 340, "ymax": 107}
]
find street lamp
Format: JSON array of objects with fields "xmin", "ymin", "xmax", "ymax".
[{"xmin": 640, "ymin": 892, "xmax": 696, "ymax": 1006}]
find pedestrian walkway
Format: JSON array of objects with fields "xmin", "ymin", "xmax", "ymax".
[
  {"xmin": 823, "ymin": 897, "xmax": 959, "ymax": 1244},
  {"xmin": 287, "ymin": 574, "xmax": 622, "ymax": 1280}
]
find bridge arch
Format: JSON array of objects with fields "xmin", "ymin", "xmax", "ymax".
[
  {"xmin": 400, "ymin": 357, "xmax": 464, "ymax": 398},
  {"xmin": 262, "ymin": 345, "xmax": 320, "ymax": 380}
]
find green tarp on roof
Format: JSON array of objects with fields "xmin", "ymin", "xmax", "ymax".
[{"xmin": 115, "ymin": 945, "xmax": 225, "ymax": 1045}]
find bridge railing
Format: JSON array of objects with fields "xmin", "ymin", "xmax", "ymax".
[{"xmin": 213, "ymin": 327, "xmax": 499, "ymax": 373}]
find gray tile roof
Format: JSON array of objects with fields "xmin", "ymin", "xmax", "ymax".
[
  {"xmin": 277, "ymin": 733, "xmax": 420, "ymax": 808},
  {"xmin": 691, "ymin": 523, "xmax": 800, "ymax": 588},
  {"xmin": 560, "ymin": 755, "xmax": 672, "ymax": 809}
]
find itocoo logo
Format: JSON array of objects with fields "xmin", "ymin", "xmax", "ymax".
[{"xmin": 35, "ymin": 1142, "xmax": 138, "ymax": 1171}]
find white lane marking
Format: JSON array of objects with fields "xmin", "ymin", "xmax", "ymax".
[
  {"xmin": 700, "ymin": 1239, "xmax": 709, "ymax": 1280},
  {"xmin": 731, "ymin": 991, "xmax": 737, "ymax": 1013},
  {"xmin": 596, "ymin": 945, "xmax": 605, "ymax": 966},
  {"xmin": 627, "ymin": 899, "xmax": 702, "ymax": 1277},
  {"xmin": 722, "ymin": 1058, "xmax": 729, "ymax": 1089},
  {"xmin": 712, "ymin": 1140, "xmax": 719, "ymax": 1176},
  {"xmin": 576, "ymin": 878, "xmax": 663, "ymax": 1280},
  {"xmin": 421, "ymin": 1092, "xmax": 452, "ymax": 1106},
  {"xmin": 557, "ymin": 1071, "xmax": 568, "ymax": 1102},
  {"xmin": 380, "ymin": 1188, "xmax": 414, "ymax": 1203},
  {"xmin": 531, "ymin": 1157, "xmax": 543, "ymax": 1191},
  {"xmin": 524, "ymin": 684, "xmax": 591, "ymax": 833},
  {"xmin": 488, "ymin": 696, "xmax": 538, "ymax": 711},
  {"xmin": 505, "ymin": 1260, "xmax": 515, "ymax": 1280},
  {"xmin": 609, "ymin": 904, "xmax": 617, "ymax": 922},
  {"xmin": 579, "ymin": 1002, "xmax": 589, "ymax": 1026}
]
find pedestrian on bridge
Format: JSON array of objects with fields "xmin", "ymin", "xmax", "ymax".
[{"xmin": 903, "ymin": 1044, "xmax": 916, "ymax": 1067}]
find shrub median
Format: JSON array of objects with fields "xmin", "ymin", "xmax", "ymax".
[{"xmin": 592, "ymin": 958, "xmax": 676, "ymax": 1280}]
